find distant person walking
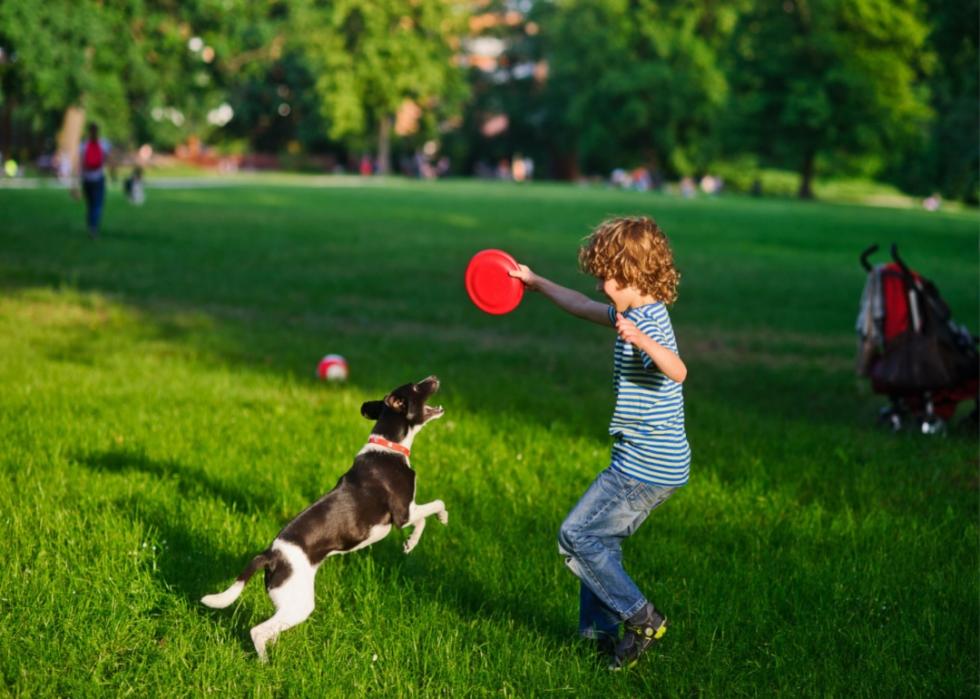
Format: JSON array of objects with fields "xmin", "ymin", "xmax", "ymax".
[{"xmin": 79, "ymin": 123, "xmax": 110, "ymax": 238}]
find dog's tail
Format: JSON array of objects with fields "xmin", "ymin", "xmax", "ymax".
[{"xmin": 200, "ymin": 550, "xmax": 275, "ymax": 609}]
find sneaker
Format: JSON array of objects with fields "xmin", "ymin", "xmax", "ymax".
[{"xmin": 608, "ymin": 603, "xmax": 667, "ymax": 671}]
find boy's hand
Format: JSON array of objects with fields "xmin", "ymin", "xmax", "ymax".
[
  {"xmin": 615, "ymin": 313, "xmax": 647, "ymax": 347},
  {"xmin": 508, "ymin": 264, "xmax": 539, "ymax": 291},
  {"xmin": 615, "ymin": 312, "xmax": 687, "ymax": 382}
]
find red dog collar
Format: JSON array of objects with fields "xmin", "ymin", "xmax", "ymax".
[{"xmin": 368, "ymin": 435, "xmax": 410, "ymax": 457}]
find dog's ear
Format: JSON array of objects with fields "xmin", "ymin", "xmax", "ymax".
[
  {"xmin": 360, "ymin": 400, "xmax": 385, "ymax": 420},
  {"xmin": 384, "ymin": 393, "xmax": 406, "ymax": 413}
]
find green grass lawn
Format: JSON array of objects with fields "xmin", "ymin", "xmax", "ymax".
[{"xmin": 0, "ymin": 178, "xmax": 977, "ymax": 696}]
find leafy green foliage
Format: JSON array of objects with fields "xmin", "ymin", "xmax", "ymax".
[
  {"xmin": 540, "ymin": 0, "xmax": 738, "ymax": 175},
  {"xmin": 726, "ymin": 0, "xmax": 934, "ymax": 196},
  {"xmin": 291, "ymin": 0, "xmax": 468, "ymax": 166},
  {"xmin": 0, "ymin": 1, "xmax": 971, "ymax": 201},
  {"xmin": 0, "ymin": 0, "xmax": 262, "ymax": 150},
  {"xmin": 886, "ymin": 0, "xmax": 979, "ymax": 203}
]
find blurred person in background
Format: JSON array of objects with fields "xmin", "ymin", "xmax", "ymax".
[{"xmin": 124, "ymin": 166, "xmax": 145, "ymax": 205}]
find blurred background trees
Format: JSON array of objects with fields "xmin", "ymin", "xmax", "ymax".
[
  {"xmin": 0, "ymin": 0, "xmax": 975, "ymax": 202},
  {"xmin": 292, "ymin": 0, "xmax": 467, "ymax": 173},
  {"xmin": 538, "ymin": 0, "xmax": 736, "ymax": 179},
  {"xmin": 726, "ymin": 0, "xmax": 934, "ymax": 199}
]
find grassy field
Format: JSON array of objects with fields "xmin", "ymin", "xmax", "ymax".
[{"xmin": 0, "ymin": 178, "xmax": 977, "ymax": 696}]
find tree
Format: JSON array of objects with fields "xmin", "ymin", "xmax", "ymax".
[
  {"xmin": 0, "ymin": 0, "xmax": 230, "ymax": 152},
  {"xmin": 438, "ymin": 2, "xmax": 553, "ymax": 177},
  {"xmin": 890, "ymin": 0, "xmax": 978, "ymax": 203},
  {"xmin": 292, "ymin": 0, "xmax": 468, "ymax": 174},
  {"xmin": 538, "ymin": 0, "xmax": 739, "ymax": 179},
  {"xmin": 728, "ymin": 0, "xmax": 933, "ymax": 198},
  {"xmin": 0, "ymin": 0, "xmax": 133, "ymax": 147}
]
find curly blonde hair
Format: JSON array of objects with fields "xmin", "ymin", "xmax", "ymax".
[{"xmin": 578, "ymin": 216, "xmax": 680, "ymax": 305}]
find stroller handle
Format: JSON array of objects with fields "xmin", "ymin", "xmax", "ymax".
[
  {"xmin": 860, "ymin": 244, "xmax": 879, "ymax": 272},
  {"xmin": 890, "ymin": 243, "xmax": 915, "ymax": 278},
  {"xmin": 890, "ymin": 243, "xmax": 924, "ymax": 294}
]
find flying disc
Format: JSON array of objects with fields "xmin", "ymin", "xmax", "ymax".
[{"xmin": 465, "ymin": 249, "xmax": 524, "ymax": 315}]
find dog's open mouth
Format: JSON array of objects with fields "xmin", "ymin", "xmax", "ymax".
[{"xmin": 424, "ymin": 405, "xmax": 445, "ymax": 420}]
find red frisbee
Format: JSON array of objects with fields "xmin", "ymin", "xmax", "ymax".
[{"xmin": 465, "ymin": 249, "xmax": 524, "ymax": 315}]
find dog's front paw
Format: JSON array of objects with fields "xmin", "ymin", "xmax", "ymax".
[
  {"xmin": 251, "ymin": 629, "xmax": 270, "ymax": 663},
  {"xmin": 403, "ymin": 538, "xmax": 418, "ymax": 554},
  {"xmin": 437, "ymin": 509, "xmax": 449, "ymax": 525}
]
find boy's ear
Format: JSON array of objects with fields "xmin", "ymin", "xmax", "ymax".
[
  {"xmin": 384, "ymin": 394, "xmax": 406, "ymax": 413},
  {"xmin": 360, "ymin": 400, "xmax": 385, "ymax": 420}
]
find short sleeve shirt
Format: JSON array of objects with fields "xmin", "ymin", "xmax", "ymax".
[{"xmin": 606, "ymin": 304, "xmax": 691, "ymax": 486}]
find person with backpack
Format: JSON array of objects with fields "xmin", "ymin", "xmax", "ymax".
[{"xmin": 79, "ymin": 123, "xmax": 110, "ymax": 238}]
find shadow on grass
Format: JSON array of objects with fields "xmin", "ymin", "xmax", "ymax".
[
  {"xmin": 76, "ymin": 447, "xmax": 282, "ymax": 515},
  {"xmin": 76, "ymin": 448, "xmax": 274, "ymax": 654},
  {"xmin": 363, "ymin": 506, "xmax": 573, "ymax": 646},
  {"xmin": 75, "ymin": 446, "xmax": 573, "ymax": 652}
]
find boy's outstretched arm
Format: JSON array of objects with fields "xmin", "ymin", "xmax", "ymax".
[{"xmin": 509, "ymin": 265, "xmax": 609, "ymax": 326}]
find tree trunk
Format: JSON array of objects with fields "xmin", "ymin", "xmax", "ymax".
[
  {"xmin": 550, "ymin": 148, "xmax": 579, "ymax": 181},
  {"xmin": 57, "ymin": 106, "xmax": 85, "ymax": 177},
  {"xmin": 376, "ymin": 115, "xmax": 392, "ymax": 175},
  {"xmin": 0, "ymin": 100, "xmax": 12, "ymax": 156},
  {"xmin": 798, "ymin": 148, "xmax": 816, "ymax": 199}
]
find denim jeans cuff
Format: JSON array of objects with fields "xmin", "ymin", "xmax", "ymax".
[{"xmin": 622, "ymin": 597, "xmax": 649, "ymax": 622}]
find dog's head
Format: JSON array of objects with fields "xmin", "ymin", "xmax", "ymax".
[{"xmin": 360, "ymin": 376, "xmax": 444, "ymax": 444}]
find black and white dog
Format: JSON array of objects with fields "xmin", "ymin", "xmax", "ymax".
[{"xmin": 201, "ymin": 376, "xmax": 448, "ymax": 661}]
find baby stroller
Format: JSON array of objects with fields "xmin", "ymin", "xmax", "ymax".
[{"xmin": 856, "ymin": 244, "xmax": 978, "ymax": 434}]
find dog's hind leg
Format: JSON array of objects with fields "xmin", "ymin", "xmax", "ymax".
[
  {"xmin": 251, "ymin": 541, "xmax": 317, "ymax": 662},
  {"xmin": 250, "ymin": 596, "xmax": 314, "ymax": 662},
  {"xmin": 403, "ymin": 517, "xmax": 426, "ymax": 553}
]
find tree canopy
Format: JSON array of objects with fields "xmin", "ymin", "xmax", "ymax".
[
  {"xmin": 539, "ymin": 0, "xmax": 737, "ymax": 177},
  {"xmin": 726, "ymin": 0, "xmax": 934, "ymax": 197},
  {"xmin": 291, "ymin": 0, "xmax": 467, "ymax": 172},
  {"xmin": 0, "ymin": 0, "xmax": 972, "ymax": 201}
]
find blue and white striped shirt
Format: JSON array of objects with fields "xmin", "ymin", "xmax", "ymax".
[{"xmin": 607, "ymin": 304, "xmax": 691, "ymax": 486}]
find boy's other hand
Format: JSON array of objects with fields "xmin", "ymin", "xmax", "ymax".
[
  {"xmin": 509, "ymin": 264, "xmax": 539, "ymax": 290},
  {"xmin": 615, "ymin": 313, "xmax": 644, "ymax": 346}
]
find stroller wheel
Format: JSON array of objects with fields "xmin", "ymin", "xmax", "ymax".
[
  {"xmin": 877, "ymin": 406, "xmax": 904, "ymax": 432},
  {"xmin": 919, "ymin": 416, "xmax": 947, "ymax": 436}
]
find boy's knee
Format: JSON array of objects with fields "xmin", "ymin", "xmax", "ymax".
[{"xmin": 557, "ymin": 521, "xmax": 581, "ymax": 557}]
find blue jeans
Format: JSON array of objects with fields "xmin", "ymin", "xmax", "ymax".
[
  {"xmin": 558, "ymin": 467, "xmax": 674, "ymax": 639},
  {"xmin": 82, "ymin": 176, "xmax": 105, "ymax": 232}
]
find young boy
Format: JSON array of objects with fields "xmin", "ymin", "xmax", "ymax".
[{"xmin": 509, "ymin": 216, "xmax": 690, "ymax": 670}]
